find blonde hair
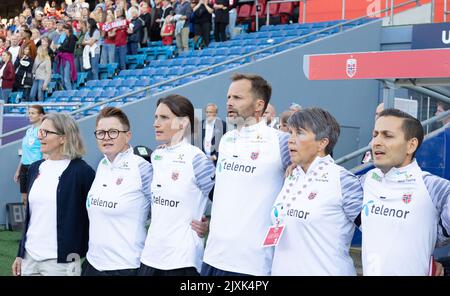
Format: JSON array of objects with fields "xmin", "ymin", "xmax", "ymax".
[
  {"xmin": 42, "ymin": 113, "xmax": 86, "ymax": 159},
  {"xmin": 37, "ymin": 45, "xmax": 50, "ymax": 61}
]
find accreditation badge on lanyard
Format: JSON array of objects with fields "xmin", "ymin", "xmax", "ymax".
[{"xmin": 262, "ymin": 224, "xmax": 285, "ymax": 248}]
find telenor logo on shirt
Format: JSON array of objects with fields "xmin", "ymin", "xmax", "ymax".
[
  {"xmin": 218, "ymin": 159, "xmax": 256, "ymax": 174},
  {"xmin": 363, "ymin": 200, "xmax": 410, "ymax": 219}
]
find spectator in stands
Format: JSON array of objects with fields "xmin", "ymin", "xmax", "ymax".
[
  {"xmin": 139, "ymin": 94, "xmax": 215, "ymax": 276},
  {"xmin": 55, "ymin": 24, "xmax": 77, "ymax": 90},
  {"xmin": 263, "ymin": 103, "xmax": 278, "ymax": 129},
  {"xmin": 127, "ymin": 7, "xmax": 143, "ymax": 55},
  {"xmin": 31, "ymin": 28, "xmax": 41, "ymax": 47},
  {"xmin": 149, "ymin": 0, "xmax": 163, "ymax": 42},
  {"xmin": 139, "ymin": 1, "xmax": 152, "ymax": 47},
  {"xmin": 201, "ymin": 103, "xmax": 226, "ymax": 164},
  {"xmin": 74, "ymin": 20, "xmax": 87, "ymax": 73},
  {"xmin": 156, "ymin": 0, "xmax": 174, "ymax": 33},
  {"xmin": 193, "ymin": 0, "xmax": 213, "ymax": 48},
  {"xmin": 160, "ymin": 14, "xmax": 175, "ymax": 45},
  {"xmin": 14, "ymin": 44, "xmax": 34, "ymax": 101},
  {"xmin": 30, "ymin": 46, "xmax": 51, "ymax": 102},
  {"xmin": 201, "ymin": 73, "xmax": 290, "ymax": 276},
  {"xmin": 271, "ymin": 107, "xmax": 363, "ymax": 275},
  {"xmin": 8, "ymin": 34, "xmax": 21, "ymax": 64},
  {"xmin": 174, "ymin": 0, "xmax": 192, "ymax": 54},
  {"xmin": 40, "ymin": 36, "xmax": 55, "ymax": 64},
  {"xmin": 12, "ymin": 113, "xmax": 95, "ymax": 276},
  {"xmin": 0, "ymin": 51, "xmax": 16, "ymax": 102},
  {"xmin": 279, "ymin": 110, "xmax": 294, "ymax": 133},
  {"xmin": 213, "ymin": 0, "xmax": 229, "ymax": 42},
  {"xmin": 20, "ymin": 28, "xmax": 37, "ymax": 60},
  {"xmin": 435, "ymin": 101, "xmax": 450, "ymax": 126},
  {"xmin": 113, "ymin": 7, "xmax": 129, "ymax": 71},
  {"xmin": 82, "ymin": 18, "xmax": 100, "ymax": 80},
  {"xmin": 0, "ymin": 36, "xmax": 6, "ymax": 56},
  {"xmin": 226, "ymin": 0, "xmax": 238, "ymax": 39},
  {"xmin": 82, "ymin": 107, "xmax": 152, "ymax": 276},
  {"xmin": 99, "ymin": 13, "xmax": 115, "ymax": 65},
  {"xmin": 13, "ymin": 105, "xmax": 45, "ymax": 205}
]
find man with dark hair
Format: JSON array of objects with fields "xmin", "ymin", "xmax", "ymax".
[
  {"xmin": 435, "ymin": 101, "xmax": 450, "ymax": 127},
  {"xmin": 201, "ymin": 73, "xmax": 291, "ymax": 276},
  {"xmin": 361, "ymin": 108, "xmax": 450, "ymax": 275}
]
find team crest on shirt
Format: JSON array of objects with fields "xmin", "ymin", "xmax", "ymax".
[
  {"xmin": 250, "ymin": 151, "xmax": 259, "ymax": 160},
  {"xmin": 315, "ymin": 172, "xmax": 329, "ymax": 182},
  {"xmin": 397, "ymin": 172, "xmax": 416, "ymax": 183},
  {"xmin": 402, "ymin": 193, "xmax": 412, "ymax": 204},
  {"xmin": 172, "ymin": 170, "xmax": 180, "ymax": 181},
  {"xmin": 116, "ymin": 177, "xmax": 123, "ymax": 185},
  {"xmin": 118, "ymin": 161, "xmax": 130, "ymax": 170},
  {"xmin": 308, "ymin": 192, "xmax": 317, "ymax": 200},
  {"xmin": 174, "ymin": 154, "xmax": 185, "ymax": 164}
]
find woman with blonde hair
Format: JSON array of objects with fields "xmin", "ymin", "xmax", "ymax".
[
  {"xmin": 30, "ymin": 46, "xmax": 51, "ymax": 102},
  {"xmin": 12, "ymin": 113, "xmax": 95, "ymax": 276}
]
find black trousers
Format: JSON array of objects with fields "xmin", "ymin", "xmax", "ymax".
[
  {"xmin": 195, "ymin": 22, "xmax": 211, "ymax": 47},
  {"xmin": 81, "ymin": 260, "xmax": 139, "ymax": 276},
  {"xmin": 138, "ymin": 263, "xmax": 199, "ymax": 276},
  {"xmin": 214, "ymin": 22, "xmax": 227, "ymax": 42}
]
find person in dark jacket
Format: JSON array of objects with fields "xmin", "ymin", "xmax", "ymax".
[
  {"xmin": 0, "ymin": 51, "xmax": 16, "ymax": 102},
  {"xmin": 14, "ymin": 45, "xmax": 34, "ymax": 101},
  {"xmin": 213, "ymin": 0, "xmax": 229, "ymax": 42},
  {"xmin": 12, "ymin": 113, "xmax": 95, "ymax": 276},
  {"xmin": 193, "ymin": 0, "xmax": 213, "ymax": 48},
  {"xmin": 127, "ymin": 7, "xmax": 143, "ymax": 55}
]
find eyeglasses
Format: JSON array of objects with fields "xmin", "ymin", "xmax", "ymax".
[
  {"xmin": 38, "ymin": 128, "xmax": 62, "ymax": 138},
  {"xmin": 94, "ymin": 129, "xmax": 128, "ymax": 140}
]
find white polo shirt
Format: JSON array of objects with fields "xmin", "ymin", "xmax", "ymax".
[
  {"xmin": 271, "ymin": 155, "xmax": 363, "ymax": 275},
  {"xmin": 361, "ymin": 160, "xmax": 450, "ymax": 275},
  {"xmin": 203, "ymin": 121, "xmax": 291, "ymax": 276},
  {"xmin": 86, "ymin": 147, "xmax": 152, "ymax": 271},
  {"xmin": 140, "ymin": 140, "xmax": 215, "ymax": 272}
]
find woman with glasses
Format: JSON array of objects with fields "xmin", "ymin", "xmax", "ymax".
[
  {"xmin": 12, "ymin": 113, "xmax": 95, "ymax": 276},
  {"xmin": 13, "ymin": 105, "xmax": 45, "ymax": 206},
  {"xmin": 139, "ymin": 94, "xmax": 215, "ymax": 276},
  {"xmin": 82, "ymin": 107, "xmax": 152, "ymax": 276}
]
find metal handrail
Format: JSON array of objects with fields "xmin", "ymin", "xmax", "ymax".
[
  {"xmin": 335, "ymin": 109, "xmax": 450, "ymax": 165},
  {"xmin": 0, "ymin": 0, "xmax": 423, "ymax": 141},
  {"xmin": 5, "ymin": 103, "xmax": 82, "ymax": 107}
]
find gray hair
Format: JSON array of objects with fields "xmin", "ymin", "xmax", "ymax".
[
  {"xmin": 42, "ymin": 113, "xmax": 86, "ymax": 159},
  {"xmin": 287, "ymin": 107, "xmax": 340, "ymax": 155},
  {"xmin": 206, "ymin": 103, "xmax": 218, "ymax": 111}
]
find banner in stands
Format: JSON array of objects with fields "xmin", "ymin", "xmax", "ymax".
[
  {"xmin": 303, "ymin": 48, "xmax": 450, "ymax": 80},
  {"xmin": 412, "ymin": 23, "xmax": 450, "ymax": 49}
]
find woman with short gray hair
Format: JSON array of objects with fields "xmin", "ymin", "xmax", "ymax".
[
  {"xmin": 12, "ymin": 113, "xmax": 95, "ymax": 276},
  {"xmin": 270, "ymin": 107, "xmax": 364, "ymax": 275}
]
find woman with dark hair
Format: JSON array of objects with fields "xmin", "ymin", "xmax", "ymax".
[
  {"xmin": 0, "ymin": 51, "xmax": 16, "ymax": 102},
  {"xmin": 82, "ymin": 18, "xmax": 100, "ymax": 80},
  {"xmin": 13, "ymin": 105, "xmax": 45, "ymax": 205},
  {"xmin": 12, "ymin": 113, "xmax": 95, "ymax": 276},
  {"xmin": 55, "ymin": 24, "xmax": 77, "ymax": 90},
  {"xmin": 270, "ymin": 108, "xmax": 363, "ymax": 275},
  {"xmin": 139, "ymin": 94, "xmax": 215, "ymax": 276}
]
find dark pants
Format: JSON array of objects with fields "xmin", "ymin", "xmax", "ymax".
[
  {"xmin": 81, "ymin": 260, "xmax": 138, "ymax": 276},
  {"xmin": 19, "ymin": 164, "xmax": 30, "ymax": 194},
  {"xmin": 195, "ymin": 22, "xmax": 211, "ymax": 47},
  {"xmin": 214, "ymin": 22, "xmax": 227, "ymax": 42},
  {"xmin": 200, "ymin": 262, "xmax": 250, "ymax": 276},
  {"xmin": 138, "ymin": 263, "xmax": 199, "ymax": 276}
]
